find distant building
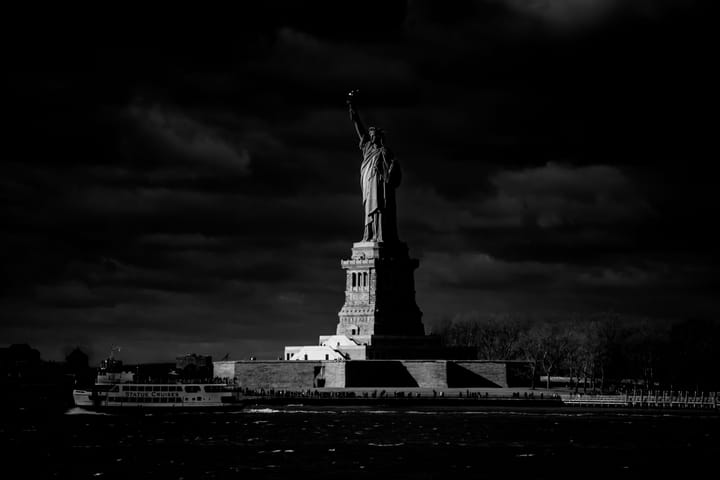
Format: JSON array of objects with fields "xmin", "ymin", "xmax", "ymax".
[
  {"xmin": 65, "ymin": 347, "xmax": 89, "ymax": 373},
  {"xmin": 64, "ymin": 347, "xmax": 94, "ymax": 386},
  {"xmin": 176, "ymin": 353, "xmax": 212, "ymax": 380},
  {"xmin": 0, "ymin": 344, "xmax": 42, "ymax": 378}
]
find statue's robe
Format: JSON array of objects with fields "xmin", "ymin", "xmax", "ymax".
[{"xmin": 359, "ymin": 135, "xmax": 401, "ymax": 242}]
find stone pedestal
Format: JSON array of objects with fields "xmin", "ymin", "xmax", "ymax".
[{"xmin": 337, "ymin": 240, "xmax": 424, "ymax": 342}]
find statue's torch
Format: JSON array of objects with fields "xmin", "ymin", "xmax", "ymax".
[{"xmin": 347, "ymin": 89, "xmax": 359, "ymax": 107}]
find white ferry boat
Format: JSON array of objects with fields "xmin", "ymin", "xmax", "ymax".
[{"xmin": 72, "ymin": 352, "xmax": 244, "ymax": 411}]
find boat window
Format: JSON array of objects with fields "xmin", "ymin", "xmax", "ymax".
[
  {"xmin": 161, "ymin": 386, "xmax": 168, "ymax": 392},
  {"xmin": 204, "ymin": 385, "xmax": 225, "ymax": 392},
  {"xmin": 184, "ymin": 386, "xmax": 201, "ymax": 393}
]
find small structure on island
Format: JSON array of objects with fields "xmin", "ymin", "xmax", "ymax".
[{"xmin": 214, "ymin": 93, "xmax": 530, "ymax": 389}]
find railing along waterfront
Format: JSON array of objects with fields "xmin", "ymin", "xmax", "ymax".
[
  {"xmin": 627, "ymin": 390, "xmax": 718, "ymax": 409},
  {"xmin": 562, "ymin": 390, "xmax": 719, "ymax": 409}
]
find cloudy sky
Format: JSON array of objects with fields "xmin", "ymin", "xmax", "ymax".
[{"xmin": 3, "ymin": 1, "xmax": 717, "ymax": 363}]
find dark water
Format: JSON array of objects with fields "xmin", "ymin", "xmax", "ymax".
[{"xmin": 2, "ymin": 406, "xmax": 718, "ymax": 479}]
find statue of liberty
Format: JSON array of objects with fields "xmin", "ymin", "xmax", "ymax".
[{"xmin": 347, "ymin": 90, "xmax": 401, "ymax": 243}]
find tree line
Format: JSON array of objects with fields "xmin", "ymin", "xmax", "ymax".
[{"xmin": 431, "ymin": 313, "xmax": 720, "ymax": 391}]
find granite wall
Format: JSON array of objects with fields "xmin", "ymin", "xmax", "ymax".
[
  {"xmin": 448, "ymin": 361, "xmax": 507, "ymax": 388},
  {"xmin": 227, "ymin": 360, "xmax": 322, "ymax": 390},
  {"xmin": 321, "ymin": 362, "xmax": 346, "ymax": 388},
  {"xmin": 403, "ymin": 360, "xmax": 448, "ymax": 388},
  {"xmin": 344, "ymin": 361, "xmax": 419, "ymax": 387},
  {"xmin": 214, "ymin": 359, "xmax": 532, "ymax": 390}
]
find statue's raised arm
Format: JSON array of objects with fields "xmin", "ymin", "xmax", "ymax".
[{"xmin": 347, "ymin": 90, "xmax": 367, "ymax": 142}]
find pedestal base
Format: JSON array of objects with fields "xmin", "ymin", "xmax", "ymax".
[{"xmin": 337, "ymin": 240, "xmax": 424, "ymax": 338}]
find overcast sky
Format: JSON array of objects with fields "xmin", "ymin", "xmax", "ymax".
[{"xmin": 3, "ymin": 1, "xmax": 718, "ymax": 363}]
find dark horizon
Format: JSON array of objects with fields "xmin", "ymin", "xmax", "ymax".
[{"xmin": 3, "ymin": 1, "xmax": 718, "ymax": 364}]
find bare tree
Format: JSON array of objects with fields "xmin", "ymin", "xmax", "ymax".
[
  {"xmin": 476, "ymin": 314, "xmax": 523, "ymax": 360},
  {"xmin": 562, "ymin": 326, "xmax": 586, "ymax": 392},
  {"xmin": 519, "ymin": 324, "xmax": 548, "ymax": 390},
  {"xmin": 588, "ymin": 314, "xmax": 620, "ymax": 392},
  {"xmin": 541, "ymin": 325, "xmax": 571, "ymax": 390}
]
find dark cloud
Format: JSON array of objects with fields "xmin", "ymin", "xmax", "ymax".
[
  {"xmin": 2, "ymin": 1, "xmax": 718, "ymax": 363},
  {"xmin": 125, "ymin": 103, "xmax": 251, "ymax": 175}
]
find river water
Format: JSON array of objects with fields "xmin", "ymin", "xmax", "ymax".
[{"xmin": 2, "ymin": 406, "xmax": 718, "ymax": 479}]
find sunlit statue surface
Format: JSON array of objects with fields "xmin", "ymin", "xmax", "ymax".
[{"xmin": 347, "ymin": 90, "xmax": 401, "ymax": 243}]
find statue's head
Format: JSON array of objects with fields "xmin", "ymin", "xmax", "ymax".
[{"xmin": 368, "ymin": 126, "xmax": 385, "ymax": 145}]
